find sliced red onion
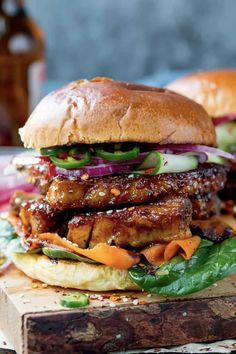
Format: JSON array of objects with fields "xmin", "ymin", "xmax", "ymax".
[
  {"xmin": 148, "ymin": 144, "xmax": 236, "ymax": 161},
  {"xmin": 55, "ymin": 163, "xmax": 133, "ymax": 178},
  {"xmin": 213, "ymin": 113, "xmax": 236, "ymax": 126},
  {"xmin": 0, "ymin": 258, "xmax": 12, "ymax": 274}
]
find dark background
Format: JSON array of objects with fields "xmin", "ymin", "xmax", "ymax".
[{"xmin": 25, "ymin": 0, "xmax": 236, "ymax": 83}]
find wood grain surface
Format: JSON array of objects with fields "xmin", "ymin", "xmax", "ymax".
[{"xmin": 0, "ymin": 265, "xmax": 236, "ymax": 354}]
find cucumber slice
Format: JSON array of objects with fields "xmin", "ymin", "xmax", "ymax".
[
  {"xmin": 158, "ymin": 153, "xmax": 198, "ymax": 173},
  {"xmin": 135, "ymin": 152, "xmax": 198, "ymax": 175},
  {"xmin": 60, "ymin": 293, "xmax": 89, "ymax": 308},
  {"xmin": 216, "ymin": 121, "xmax": 236, "ymax": 152},
  {"xmin": 206, "ymin": 153, "xmax": 225, "ymax": 165},
  {"xmin": 42, "ymin": 246, "xmax": 97, "ymax": 264}
]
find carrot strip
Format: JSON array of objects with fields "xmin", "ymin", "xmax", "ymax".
[
  {"xmin": 38, "ymin": 233, "xmax": 140, "ymax": 269},
  {"xmin": 141, "ymin": 244, "xmax": 166, "ymax": 266},
  {"xmin": 164, "ymin": 236, "xmax": 201, "ymax": 261},
  {"xmin": 140, "ymin": 235, "xmax": 201, "ymax": 266}
]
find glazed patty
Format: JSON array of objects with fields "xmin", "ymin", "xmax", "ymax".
[
  {"xmin": 19, "ymin": 196, "xmax": 191, "ymax": 246},
  {"xmin": 67, "ymin": 196, "xmax": 192, "ymax": 248},
  {"xmin": 17, "ymin": 191, "xmax": 220, "ymax": 237},
  {"xmin": 46, "ymin": 164, "xmax": 227, "ymax": 211},
  {"xmin": 191, "ymin": 193, "xmax": 221, "ymax": 220},
  {"xmin": 17, "ymin": 191, "xmax": 223, "ymax": 249},
  {"xmin": 20, "ymin": 199, "xmax": 61, "ymax": 236}
]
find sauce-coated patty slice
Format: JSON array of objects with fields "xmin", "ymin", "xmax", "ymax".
[
  {"xmin": 67, "ymin": 196, "xmax": 192, "ymax": 248},
  {"xmin": 15, "ymin": 192, "xmax": 220, "ymax": 245},
  {"xmin": 46, "ymin": 164, "xmax": 227, "ymax": 210}
]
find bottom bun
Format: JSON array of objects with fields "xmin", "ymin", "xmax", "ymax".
[{"xmin": 12, "ymin": 253, "xmax": 140, "ymax": 291}]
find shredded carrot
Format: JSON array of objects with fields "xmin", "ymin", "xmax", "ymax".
[
  {"xmin": 141, "ymin": 236, "xmax": 201, "ymax": 266},
  {"xmin": 38, "ymin": 233, "xmax": 140, "ymax": 270},
  {"xmin": 141, "ymin": 244, "xmax": 166, "ymax": 266},
  {"xmin": 164, "ymin": 236, "xmax": 201, "ymax": 261}
]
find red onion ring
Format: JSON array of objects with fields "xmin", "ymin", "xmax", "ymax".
[
  {"xmin": 148, "ymin": 144, "xmax": 236, "ymax": 161},
  {"xmin": 55, "ymin": 163, "xmax": 133, "ymax": 178},
  {"xmin": 213, "ymin": 112, "xmax": 236, "ymax": 126}
]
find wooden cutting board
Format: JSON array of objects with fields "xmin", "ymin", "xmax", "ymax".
[{"xmin": 0, "ymin": 265, "xmax": 236, "ymax": 354}]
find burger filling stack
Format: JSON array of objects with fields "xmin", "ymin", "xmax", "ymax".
[{"xmin": 1, "ymin": 77, "xmax": 236, "ymax": 296}]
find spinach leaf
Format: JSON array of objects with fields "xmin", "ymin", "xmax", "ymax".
[
  {"xmin": 128, "ymin": 238, "xmax": 236, "ymax": 296},
  {"xmin": 42, "ymin": 247, "xmax": 97, "ymax": 263}
]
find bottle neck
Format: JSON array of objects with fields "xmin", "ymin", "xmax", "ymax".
[{"xmin": 0, "ymin": 0, "xmax": 25, "ymax": 16}]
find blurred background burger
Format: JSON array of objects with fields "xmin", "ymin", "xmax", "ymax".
[{"xmin": 167, "ymin": 69, "xmax": 236, "ymax": 209}]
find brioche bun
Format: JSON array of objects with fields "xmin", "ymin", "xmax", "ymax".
[
  {"xmin": 20, "ymin": 77, "xmax": 216, "ymax": 149},
  {"xmin": 166, "ymin": 69, "xmax": 236, "ymax": 117},
  {"xmin": 12, "ymin": 253, "xmax": 139, "ymax": 291}
]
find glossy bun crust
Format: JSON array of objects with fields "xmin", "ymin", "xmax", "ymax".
[
  {"xmin": 12, "ymin": 253, "xmax": 139, "ymax": 291},
  {"xmin": 20, "ymin": 77, "xmax": 216, "ymax": 149},
  {"xmin": 167, "ymin": 69, "xmax": 236, "ymax": 117}
]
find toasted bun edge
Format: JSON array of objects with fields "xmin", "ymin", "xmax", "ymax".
[{"xmin": 20, "ymin": 77, "xmax": 216, "ymax": 149}]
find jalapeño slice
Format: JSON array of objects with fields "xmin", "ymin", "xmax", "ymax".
[
  {"xmin": 95, "ymin": 143, "xmax": 140, "ymax": 161},
  {"xmin": 60, "ymin": 293, "xmax": 89, "ymax": 308},
  {"xmin": 40, "ymin": 146, "xmax": 68, "ymax": 156},
  {"xmin": 42, "ymin": 145, "xmax": 91, "ymax": 169}
]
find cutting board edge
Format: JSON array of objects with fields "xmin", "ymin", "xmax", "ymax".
[{"xmin": 21, "ymin": 294, "xmax": 236, "ymax": 354}]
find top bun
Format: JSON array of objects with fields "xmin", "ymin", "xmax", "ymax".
[
  {"xmin": 20, "ymin": 77, "xmax": 216, "ymax": 149},
  {"xmin": 167, "ymin": 69, "xmax": 236, "ymax": 117}
]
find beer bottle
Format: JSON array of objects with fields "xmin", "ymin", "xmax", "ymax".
[{"xmin": 0, "ymin": 0, "xmax": 45, "ymax": 145}]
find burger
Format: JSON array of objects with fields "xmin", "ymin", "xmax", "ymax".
[
  {"xmin": 1, "ymin": 77, "xmax": 236, "ymax": 296},
  {"xmin": 167, "ymin": 69, "xmax": 236, "ymax": 202}
]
